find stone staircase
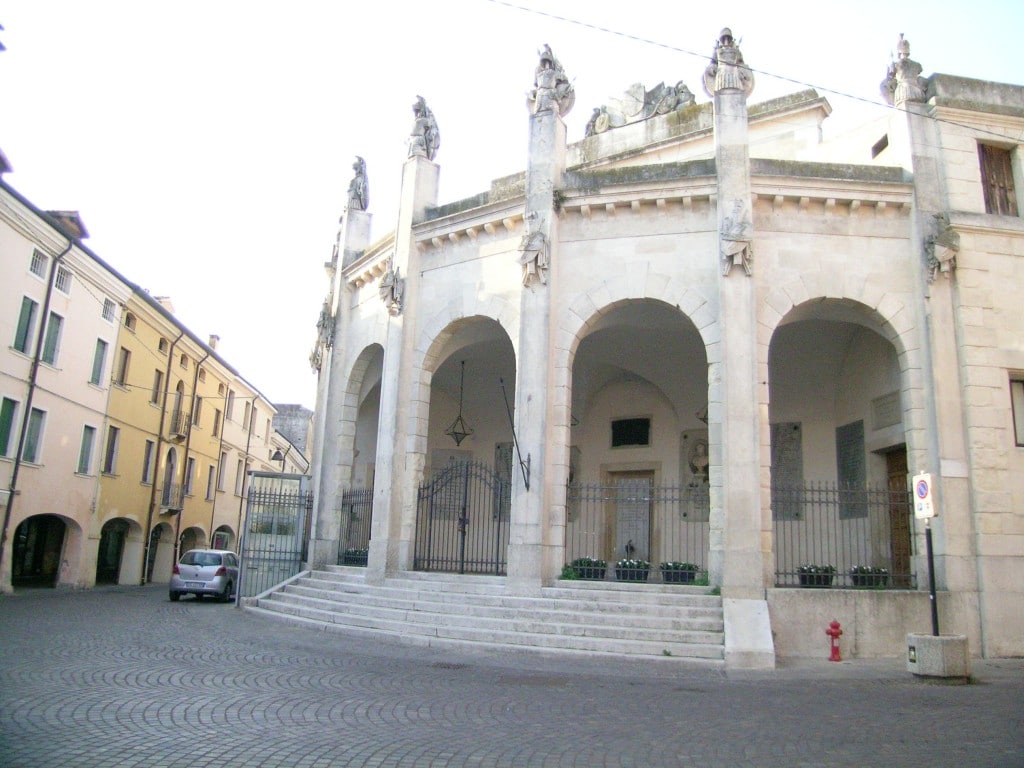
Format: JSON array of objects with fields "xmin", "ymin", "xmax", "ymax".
[{"xmin": 245, "ymin": 566, "xmax": 725, "ymax": 666}]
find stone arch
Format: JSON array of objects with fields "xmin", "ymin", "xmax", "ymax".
[
  {"xmin": 211, "ymin": 524, "xmax": 235, "ymax": 551},
  {"xmin": 95, "ymin": 516, "xmax": 144, "ymax": 585},
  {"xmin": 11, "ymin": 513, "xmax": 84, "ymax": 589},
  {"xmin": 146, "ymin": 522, "xmax": 175, "ymax": 584},
  {"xmin": 179, "ymin": 526, "xmax": 206, "ymax": 559}
]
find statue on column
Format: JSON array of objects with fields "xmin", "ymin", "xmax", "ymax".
[
  {"xmin": 702, "ymin": 28, "xmax": 754, "ymax": 98},
  {"xmin": 926, "ymin": 213, "xmax": 959, "ymax": 282},
  {"xmin": 721, "ymin": 199, "xmax": 753, "ymax": 276},
  {"xmin": 310, "ymin": 298, "xmax": 334, "ymax": 372},
  {"xmin": 379, "ymin": 259, "xmax": 405, "ymax": 315},
  {"xmin": 880, "ymin": 34, "xmax": 926, "ymax": 107},
  {"xmin": 408, "ymin": 96, "xmax": 440, "ymax": 161},
  {"xmin": 518, "ymin": 225, "xmax": 549, "ymax": 288},
  {"xmin": 346, "ymin": 156, "xmax": 368, "ymax": 212},
  {"xmin": 528, "ymin": 44, "xmax": 575, "ymax": 117}
]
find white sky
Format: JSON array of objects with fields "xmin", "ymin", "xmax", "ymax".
[{"xmin": 3, "ymin": 1, "xmax": 1022, "ymax": 411}]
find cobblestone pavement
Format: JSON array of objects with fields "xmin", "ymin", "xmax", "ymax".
[{"xmin": 1, "ymin": 585, "xmax": 1021, "ymax": 768}]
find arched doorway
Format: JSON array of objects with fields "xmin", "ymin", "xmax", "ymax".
[
  {"xmin": 211, "ymin": 525, "xmax": 235, "ymax": 551},
  {"xmin": 146, "ymin": 522, "xmax": 175, "ymax": 584},
  {"xmin": 179, "ymin": 526, "xmax": 204, "ymax": 559},
  {"xmin": 96, "ymin": 518, "xmax": 130, "ymax": 584},
  {"xmin": 12, "ymin": 514, "xmax": 66, "ymax": 588}
]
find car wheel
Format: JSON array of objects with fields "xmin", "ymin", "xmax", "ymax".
[
  {"xmin": 219, "ymin": 581, "xmax": 233, "ymax": 603},
  {"xmin": 169, "ymin": 591, "xmax": 180, "ymax": 602}
]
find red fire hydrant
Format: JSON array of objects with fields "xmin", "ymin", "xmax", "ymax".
[{"xmin": 826, "ymin": 620, "xmax": 843, "ymax": 662}]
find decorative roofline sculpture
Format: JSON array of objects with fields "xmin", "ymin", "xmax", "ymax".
[
  {"xmin": 346, "ymin": 156, "xmax": 368, "ymax": 212},
  {"xmin": 528, "ymin": 44, "xmax": 574, "ymax": 117},
  {"xmin": 584, "ymin": 80, "xmax": 696, "ymax": 136},
  {"xmin": 408, "ymin": 96, "xmax": 440, "ymax": 161},
  {"xmin": 881, "ymin": 34, "xmax": 926, "ymax": 107},
  {"xmin": 702, "ymin": 28, "xmax": 754, "ymax": 98}
]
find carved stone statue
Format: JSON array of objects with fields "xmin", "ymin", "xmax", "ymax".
[
  {"xmin": 926, "ymin": 213, "xmax": 959, "ymax": 282},
  {"xmin": 379, "ymin": 260, "xmax": 404, "ymax": 315},
  {"xmin": 518, "ymin": 228, "xmax": 549, "ymax": 287},
  {"xmin": 346, "ymin": 156, "xmax": 368, "ymax": 212},
  {"xmin": 408, "ymin": 96, "xmax": 440, "ymax": 161},
  {"xmin": 880, "ymin": 34, "xmax": 926, "ymax": 107},
  {"xmin": 528, "ymin": 44, "xmax": 574, "ymax": 117},
  {"xmin": 702, "ymin": 28, "xmax": 754, "ymax": 98},
  {"xmin": 310, "ymin": 299, "xmax": 334, "ymax": 371},
  {"xmin": 584, "ymin": 79, "xmax": 696, "ymax": 135},
  {"xmin": 721, "ymin": 199, "xmax": 753, "ymax": 276}
]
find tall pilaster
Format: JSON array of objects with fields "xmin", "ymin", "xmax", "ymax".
[
  {"xmin": 308, "ymin": 205, "xmax": 371, "ymax": 568},
  {"xmin": 506, "ymin": 46, "xmax": 572, "ymax": 592},
  {"xmin": 368, "ymin": 120, "xmax": 439, "ymax": 584},
  {"xmin": 704, "ymin": 28, "xmax": 774, "ymax": 668}
]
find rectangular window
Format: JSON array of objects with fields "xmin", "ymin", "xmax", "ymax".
[
  {"xmin": 206, "ymin": 464, "xmax": 216, "ymax": 500},
  {"xmin": 115, "ymin": 348, "xmax": 131, "ymax": 386},
  {"xmin": 235, "ymin": 459, "xmax": 244, "ymax": 495},
  {"xmin": 192, "ymin": 396, "xmax": 202, "ymax": 427},
  {"xmin": 30, "ymin": 250, "xmax": 48, "ymax": 278},
  {"xmin": 22, "ymin": 407, "xmax": 45, "ymax": 463},
  {"xmin": 184, "ymin": 457, "xmax": 196, "ymax": 496},
  {"xmin": 179, "ymin": 353, "xmax": 188, "ymax": 370},
  {"xmin": 14, "ymin": 296, "xmax": 39, "ymax": 354},
  {"xmin": 225, "ymin": 390, "xmax": 235, "ymax": 421},
  {"xmin": 264, "ymin": 418, "xmax": 271, "ymax": 444},
  {"xmin": 78, "ymin": 425, "xmax": 96, "ymax": 474},
  {"xmin": 611, "ymin": 417, "xmax": 651, "ymax": 448},
  {"xmin": 151, "ymin": 369, "xmax": 164, "ymax": 404},
  {"xmin": 243, "ymin": 402, "xmax": 251, "ymax": 430},
  {"xmin": 54, "ymin": 265, "xmax": 73, "ymax": 295},
  {"xmin": 1012, "ymin": 379, "xmax": 1024, "ymax": 447},
  {"xmin": 90, "ymin": 339, "xmax": 109, "ymax": 385},
  {"xmin": 212, "ymin": 408, "xmax": 222, "ymax": 438},
  {"xmin": 102, "ymin": 425, "xmax": 120, "ymax": 474},
  {"xmin": 142, "ymin": 439, "xmax": 155, "ymax": 483},
  {"xmin": 41, "ymin": 312, "xmax": 64, "ymax": 365},
  {"xmin": 979, "ymin": 144, "xmax": 1019, "ymax": 216},
  {"xmin": 217, "ymin": 451, "xmax": 227, "ymax": 491},
  {"xmin": 102, "ymin": 298, "xmax": 116, "ymax": 322},
  {"xmin": 1, "ymin": 397, "xmax": 20, "ymax": 457}
]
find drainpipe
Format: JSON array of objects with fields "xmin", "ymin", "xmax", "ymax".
[
  {"xmin": 173, "ymin": 350, "xmax": 210, "ymax": 563},
  {"xmin": 235, "ymin": 399, "xmax": 256, "ymax": 541},
  {"xmin": 140, "ymin": 329, "xmax": 185, "ymax": 584},
  {"xmin": 0, "ymin": 240, "xmax": 74, "ymax": 581}
]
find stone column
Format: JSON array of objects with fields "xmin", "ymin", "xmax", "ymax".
[
  {"xmin": 367, "ymin": 153, "xmax": 439, "ymax": 584},
  {"xmin": 506, "ymin": 46, "xmax": 572, "ymax": 593},
  {"xmin": 883, "ymin": 37, "xmax": 981, "ymax": 642},
  {"xmin": 309, "ymin": 207, "xmax": 371, "ymax": 568},
  {"xmin": 703, "ymin": 28, "xmax": 774, "ymax": 668}
]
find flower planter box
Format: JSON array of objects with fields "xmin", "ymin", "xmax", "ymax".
[
  {"xmin": 851, "ymin": 572, "xmax": 888, "ymax": 588},
  {"xmin": 342, "ymin": 552, "xmax": 368, "ymax": 567},
  {"xmin": 798, "ymin": 573, "xmax": 834, "ymax": 587},
  {"xmin": 662, "ymin": 570, "xmax": 698, "ymax": 584},
  {"xmin": 574, "ymin": 566, "xmax": 606, "ymax": 580},
  {"xmin": 615, "ymin": 567, "xmax": 650, "ymax": 583}
]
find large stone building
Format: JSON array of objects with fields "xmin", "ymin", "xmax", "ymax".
[{"xmin": 307, "ymin": 32, "xmax": 1023, "ymax": 664}]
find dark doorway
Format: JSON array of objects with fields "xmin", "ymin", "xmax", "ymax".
[
  {"xmin": 886, "ymin": 447, "xmax": 913, "ymax": 587},
  {"xmin": 96, "ymin": 519, "xmax": 129, "ymax": 584},
  {"xmin": 12, "ymin": 515, "xmax": 66, "ymax": 587}
]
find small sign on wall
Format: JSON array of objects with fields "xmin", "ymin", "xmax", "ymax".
[{"xmin": 913, "ymin": 472, "xmax": 936, "ymax": 519}]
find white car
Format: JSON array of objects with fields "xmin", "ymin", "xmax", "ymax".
[{"xmin": 169, "ymin": 549, "xmax": 238, "ymax": 602}]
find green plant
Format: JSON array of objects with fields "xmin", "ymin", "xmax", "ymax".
[
  {"xmin": 343, "ymin": 548, "xmax": 369, "ymax": 558},
  {"xmin": 560, "ymin": 564, "xmax": 579, "ymax": 580},
  {"xmin": 568, "ymin": 557, "xmax": 607, "ymax": 580},
  {"xmin": 797, "ymin": 564, "xmax": 836, "ymax": 575},
  {"xmin": 849, "ymin": 565, "xmax": 888, "ymax": 575},
  {"xmin": 850, "ymin": 565, "xmax": 889, "ymax": 588},
  {"xmin": 615, "ymin": 558, "xmax": 651, "ymax": 570},
  {"xmin": 659, "ymin": 561, "xmax": 700, "ymax": 572}
]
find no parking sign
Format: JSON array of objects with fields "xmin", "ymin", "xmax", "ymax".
[{"xmin": 913, "ymin": 472, "xmax": 936, "ymax": 519}]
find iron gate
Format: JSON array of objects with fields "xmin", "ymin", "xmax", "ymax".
[
  {"xmin": 414, "ymin": 460, "xmax": 509, "ymax": 574},
  {"xmin": 238, "ymin": 472, "xmax": 312, "ymax": 597}
]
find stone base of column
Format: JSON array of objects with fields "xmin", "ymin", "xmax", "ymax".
[
  {"xmin": 906, "ymin": 633, "xmax": 971, "ymax": 682},
  {"xmin": 306, "ymin": 538, "xmax": 337, "ymax": 571},
  {"xmin": 505, "ymin": 543, "xmax": 544, "ymax": 595},
  {"xmin": 724, "ymin": 598, "xmax": 776, "ymax": 669}
]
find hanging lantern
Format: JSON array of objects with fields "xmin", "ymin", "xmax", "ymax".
[{"xmin": 445, "ymin": 360, "xmax": 473, "ymax": 446}]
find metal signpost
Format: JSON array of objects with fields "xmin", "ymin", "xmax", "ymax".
[{"xmin": 912, "ymin": 472, "xmax": 939, "ymax": 636}]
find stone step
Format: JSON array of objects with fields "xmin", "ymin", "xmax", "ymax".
[{"xmin": 247, "ymin": 569, "xmax": 726, "ymax": 664}]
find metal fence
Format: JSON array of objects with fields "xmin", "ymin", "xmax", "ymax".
[
  {"xmin": 773, "ymin": 483, "xmax": 916, "ymax": 588},
  {"xmin": 238, "ymin": 473, "xmax": 312, "ymax": 597},
  {"xmin": 565, "ymin": 481, "xmax": 709, "ymax": 578},
  {"xmin": 337, "ymin": 488, "xmax": 373, "ymax": 565}
]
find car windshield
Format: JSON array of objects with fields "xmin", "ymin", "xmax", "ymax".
[{"xmin": 180, "ymin": 552, "xmax": 222, "ymax": 567}]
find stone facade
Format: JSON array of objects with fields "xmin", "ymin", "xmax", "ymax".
[{"xmin": 309, "ymin": 34, "xmax": 1024, "ymax": 662}]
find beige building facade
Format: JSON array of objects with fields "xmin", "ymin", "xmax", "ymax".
[{"xmin": 309, "ymin": 34, "xmax": 1023, "ymax": 662}]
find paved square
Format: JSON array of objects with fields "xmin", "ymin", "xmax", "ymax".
[{"xmin": 1, "ymin": 585, "xmax": 1021, "ymax": 767}]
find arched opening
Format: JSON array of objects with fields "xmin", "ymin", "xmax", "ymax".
[
  {"xmin": 95, "ymin": 518, "xmax": 130, "ymax": 584},
  {"xmin": 769, "ymin": 298, "xmax": 913, "ymax": 588},
  {"xmin": 414, "ymin": 317, "xmax": 516, "ymax": 574},
  {"xmin": 178, "ymin": 526, "xmax": 205, "ymax": 560},
  {"xmin": 161, "ymin": 447, "xmax": 178, "ymax": 509},
  {"xmin": 211, "ymin": 524, "xmax": 235, "ymax": 551},
  {"xmin": 12, "ymin": 514, "xmax": 67, "ymax": 588},
  {"xmin": 566, "ymin": 299, "xmax": 709, "ymax": 580},
  {"xmin": 146, "ymin": 522, "xmax": 175, "ymax": 584}
]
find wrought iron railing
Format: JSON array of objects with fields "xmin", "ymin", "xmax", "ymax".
[
  {"xmin": 338, "ymin": 488, "xmax": 373, "ymax": 565},
  {"xmin": 168, "ymin": 409, "xmax": 188, "ymax": 438},
  {"xmin": 160, "ymin": 482, "xmax": 183, "ymax": 510},
  {"xmin": 565, "ymin": 481, "xmax": 709, "ymax": 578},
  {"xmin": 773, "ymin": 483, "xmax": 916, "ymax": 589}
]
